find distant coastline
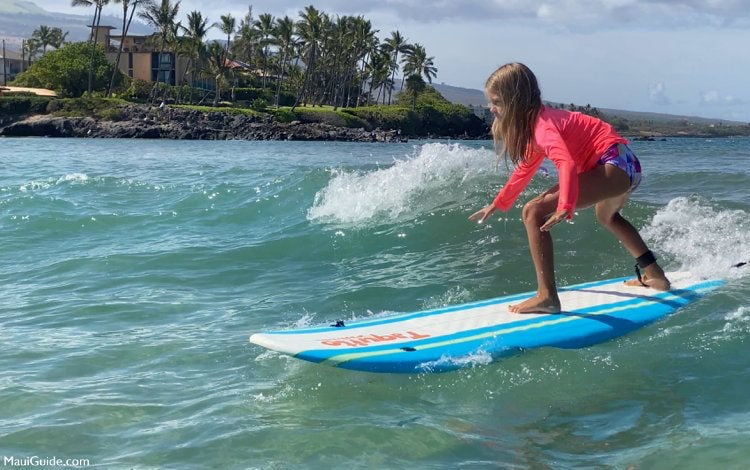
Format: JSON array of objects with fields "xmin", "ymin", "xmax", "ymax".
[{"xmin": 2, "ymin": 95, "xmax": 749, "ymax": 142}]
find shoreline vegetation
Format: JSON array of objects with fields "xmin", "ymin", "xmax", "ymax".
[
  {"xmin": 0, "ymin": 91, "xmax": 488, "ymax": 141},
  {"xmin": 3, "ymin": 0, "xmax": 748, "ymax": 142},
  {"xmin": 2, "ymin": 94, "xmax": 750, "ymax": 141}
]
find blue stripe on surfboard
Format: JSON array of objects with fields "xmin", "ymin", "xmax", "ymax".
[
  {"xmin": 292, "ymin": 280, "xmax": 722, "ymax": 371},
  {"xmin": 297, "ymin": 280, "xmax": 720, "ymax": 360},
  {"xmin": 263, "ymin": 275, "xmax": 636, "ymax": 336},
  {"xmin": 313, "ymin": 283, "xmax": 720, "ymax": 373}
]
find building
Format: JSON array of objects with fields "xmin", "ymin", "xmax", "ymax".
[
  {"xmin": 91, "ymin": 25, "xmax": 189, "ymax": 86},
  {"xmin": 1, "ymin": 48, "xmax": 26, "ymax": 85}
]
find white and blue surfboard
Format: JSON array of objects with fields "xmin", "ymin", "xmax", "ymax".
[{"xmin": 249, "ymin": 271, "xmax": 723, "ymax": 373}]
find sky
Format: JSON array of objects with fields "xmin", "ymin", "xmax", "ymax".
[{"xmin": 34, "ymin": 0, "xmax": 750, "ymax": 122}]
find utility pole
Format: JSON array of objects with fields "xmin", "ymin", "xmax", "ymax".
[{"xmin": 2, "ymin": 39, "xmax": 7, "ymax": 86}]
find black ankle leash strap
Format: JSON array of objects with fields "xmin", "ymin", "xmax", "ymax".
[{"xmin": 634, "ymin": 250, "xmax": 657, "ymax": 287}]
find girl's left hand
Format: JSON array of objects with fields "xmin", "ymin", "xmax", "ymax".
[
  {"xmin": 469, "ymin": 203, "xmax": 496, "ymax": 224},
  {"xmin": 540, "ymin": 209, "xmax": 569, "ymax": 231}
]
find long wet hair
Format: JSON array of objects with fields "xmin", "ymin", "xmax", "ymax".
[{"xmin": 485, "ymin": 63, "xmax": 542, "ymax": 165}]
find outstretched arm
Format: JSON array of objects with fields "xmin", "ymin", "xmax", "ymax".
[{"xmin": 468, "ymin": 203, "xmax": 497, "ymax": 224}]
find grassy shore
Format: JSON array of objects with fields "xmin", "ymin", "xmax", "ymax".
[{"xmin": 2, "ymin": 93, "xmax": 749, "ymax": 139}]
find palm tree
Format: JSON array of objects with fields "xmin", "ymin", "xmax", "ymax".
[
  {"xmin": 254, "ymin": 13, "xmax": 275, "ymax": 88},
  {"xmin": 382, "ymin": 30, "xmax": 410, "ymax": 104},
  {"xmin": 352, "ymin": 17, "xmax": 377, "ymax": 107},
  {"xmin": 23, "ymin": 38, "xmax": 42, "ymax": 64},
  {"xmin": 31, "ymin": 25, "xmax": 54, "ymax": 53},
  {"xmin": 293, "ymin": 5, "xmax": 325, "ymax": 110},
  {"xmin": 272, "ymin": 15, "xmax": 295, "ymax": 108},
  {"xmin": 326, "ymin": 15, "xmax": 356, "ymax": 109},
  {"xmin": 49, "ymin": 27, "xmax": 69, "ymax": 49},
  {"xmin": 404, "ymin": 73, "xmax": 425, "ymax": 110},
  {"xmin": 71, "ymin": 0, "xmax": 100, "ymax": 43},
  {"xmin": 402, "ymin": 43, "xmax": 437, "ymax": 84},
  {"xmin": 233, "ymin": 7, "xmax": 258, "ymax": 69},
  {"xmin": 204, "ymin": 41, "xmax": 229, "ymax": 106},
  {"xmin": 180, "ymin": 10, "xmax": 211, "ymax": 99},
  {"xmin": 108, "ymin": 0, "xmax": 150, "ymax": 97},
  {"xmin": 367, "ymin": 48, "xmax": 391, "ymax": 105},
  {"xmin": 71, "ymin": 0, "xmax": 111, "ymax": 93},
  {"xmin": 215, "ymin": 14, "xmax": 235, "ymax": 55},
  {"xmin": 139, "ymin": 0, "xmax": 181, "ymax": 98}
]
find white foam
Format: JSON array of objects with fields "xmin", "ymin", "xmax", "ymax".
[
  {"xmin": 307, "ymin": 143, "xmax": 496, "ymax": 224},
  {"xmin": 640, "ymin": 196, "xmax": 750, "ymax": 279},
  {"xmin": 721, "ymin": 306, "xmax": 750, "ymax": 336},
  {"xmin": 419, "ymin": 349, "xmax": 494, "ymax": 372},
  {"xmin": 57, "ymin": 173, "xmax": 89, "ymax": 184}
]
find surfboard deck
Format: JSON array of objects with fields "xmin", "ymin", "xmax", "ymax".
[{"xmin": 249, "ymin": 271, "xmax": 723, "ymax": 373}]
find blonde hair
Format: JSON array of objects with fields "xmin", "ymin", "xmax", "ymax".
[{"xmin": 485, "ymin": 63, "xmax": 542, "ymax": 165}]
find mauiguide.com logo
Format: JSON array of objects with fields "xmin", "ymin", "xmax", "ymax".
[{"xmin": 3, "ymin": 455, "xmax": 91, "ymax": 467}]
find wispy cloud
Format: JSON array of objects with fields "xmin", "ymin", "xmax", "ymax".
[
  {"xmin": 700, "ymin": 90, "xmax": 745, "ymax": 106},
  {"xmin": 228, "ymin": 0, "xmax": 750, "ymax": 27},
  {"xmin": 649, "ymin": 82, "xmax": 671, "ymax": 105}
]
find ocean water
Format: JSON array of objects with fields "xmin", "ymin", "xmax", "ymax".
[{"xmin": 0, "ymin": 137, "xmax": 748, "ymax": 469}]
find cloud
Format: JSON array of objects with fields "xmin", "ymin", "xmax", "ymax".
[
  {"xmin": 228, "ymin": 0, "xmax": 750, "ymax": 27},
  {"xmin": 700, "ymin": 90, "xmax": 745, "ymax": 106},
  {"xmin": 649, "ymin": 82, "xmax": 671, "ymax": 105},
  {"xmin": 39, "ymin": 0, "xmax": 750, "ymax": 29}
]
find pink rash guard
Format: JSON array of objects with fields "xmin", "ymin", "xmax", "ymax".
[{"xmin": 492, "ymin": 106, "xmax": 628, "ymax": 219}]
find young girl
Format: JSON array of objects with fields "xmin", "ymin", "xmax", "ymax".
[{"xmin": 469, "ymin": 62, "xmax": 670, "ymax": 313}]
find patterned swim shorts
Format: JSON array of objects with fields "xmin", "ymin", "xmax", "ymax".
[{"xmin": 599, "ymin": 143, "xmax": 642, "ymax": 191}]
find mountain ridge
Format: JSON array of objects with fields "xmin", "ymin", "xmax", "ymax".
[
  {"xmin": 428, "ymin": 81, "xmax": 743, "ymax": 125},
  {"xmin": 0, "ymin": 0, "xmax": 151, "ymax": 48},
  {"xmin": 2, "ymin": 1, "xmax": 744, "ymax": 127}
]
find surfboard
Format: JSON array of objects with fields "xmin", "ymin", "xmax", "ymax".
[{"xmin": 249, "ymin": 271, "xmax": 723, "ymax": 373}]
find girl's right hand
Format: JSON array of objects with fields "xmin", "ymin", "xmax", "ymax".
[{"xmin": 468, "ymin": 203, "xmax": 497, "ymax": 224}]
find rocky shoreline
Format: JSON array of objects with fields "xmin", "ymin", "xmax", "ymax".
[{"xmin": 0, "ymin": 105, "xmax": 408, "ymax": 142}]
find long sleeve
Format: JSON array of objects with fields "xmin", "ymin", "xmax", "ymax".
[
  {"xmin": 490, "ymin": 106, "xmax": 627, "ymax": 218},
  {"xmin": 535, "ymin": 121, "xmax": 578, "ymax": 218},
  {"xmin": 492, "ymin": 153, "xmax": 544, "ymax": 211}
]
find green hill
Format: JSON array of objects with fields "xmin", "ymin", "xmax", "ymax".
[
  {"xmin": 0, "ymin": 0, "xmax": 151, "ymax": 48},
  {"xmin": 0, "ymin": 0, "xmax": 47, "ymax": 15}
]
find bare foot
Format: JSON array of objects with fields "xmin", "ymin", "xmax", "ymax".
[
  {"xmin": 624, "ymin": 275, "xmax": 671, "ymax": 291},
  {"xmin": 509, "ymin": 295, "xmax": 561, "ymax": 314}
]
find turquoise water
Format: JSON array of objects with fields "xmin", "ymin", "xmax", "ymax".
[{"xmin": 1, "ymin": 137, "xmax": 748, "ymax": 468}]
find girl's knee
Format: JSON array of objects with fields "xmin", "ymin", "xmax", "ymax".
[
  {"xmin": 522, "ymin": 199, "xmax": 546, "ymax": 226},
  {"xmin": 596, "ymin": 210, "xmax": 614, "ymax": 227}
]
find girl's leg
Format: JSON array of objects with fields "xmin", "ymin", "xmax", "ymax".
[
  {"xmin": 594, "ymin": 194, "xmax": 670, "ymax": 290},
  {"xmin": 511, "ymin": 164, "xmax": 664, "ymax": 313},
  {"xmin": 509, "ymin": 189, "xmax": 562, "ymax": 313}
]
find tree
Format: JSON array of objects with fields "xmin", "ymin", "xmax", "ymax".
[
  {"xmin": 272, "ymin": 15, "xmax": 296, "ymax": 108},
  {"xmin": 12, "ymin": 42, "xmax": 120, "ymax": 97},
  {"xmin": 402, "ymin": 43, "xmax": 437, "ymax": 84},
  {"xmin": 29, "ymin": 26, "xmax": 68, "ymax": 54},
  {"xmin": 367, "ymin": 48, "xmax": 391, "ymax": 105},
  {"xmin": 180, "ymin": 10, "xmax": 211, "ymax": 99},
  {"xmin": 31, "ymin": 25, "xmax": 54, "ymax": 53},
  {"xmin": 108, "ymin": 0, "xmax": 150, "ymax": 97},
  {"xmin": 293, "ymin": 5, "xmax": 325, "ymax": 110},
  {"xmin": 203, "ymin": 41, "xmax": 230, "ymax": 106},
  {"xmin": 49, "ymin": 27, "xmax": 69, "ymax": 49},
  {"xmin": 71, "ymin": 0, "xmax": 110, "ymax": 93},
  {"xmin": 404, "ymin": 73, "xmax": 425, "ymax": 110},
  {"xmin": 23, "ymin": 38, "xmax": 42, "ymax": 65},
  {"xmin": 352, "ymin": 17, "xmax": 377, "ymax": 107},
  {"xmin": 233, "ymin": 7, "xmax": 258, "ymax": 69},
  {"xmin": 139, "ymin": 0, "xmax": 181, "ymax": 97},
  {"xmin": 255, "ymin": 13, "xmax": 275, "ymax": 88},
  {"xmin": 215, "ymin": 14, "xmax": 235, "ymax": 55},
  {"xmin": 382, "ymin": 30, "xmax": 410, "ymax": 104}
]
